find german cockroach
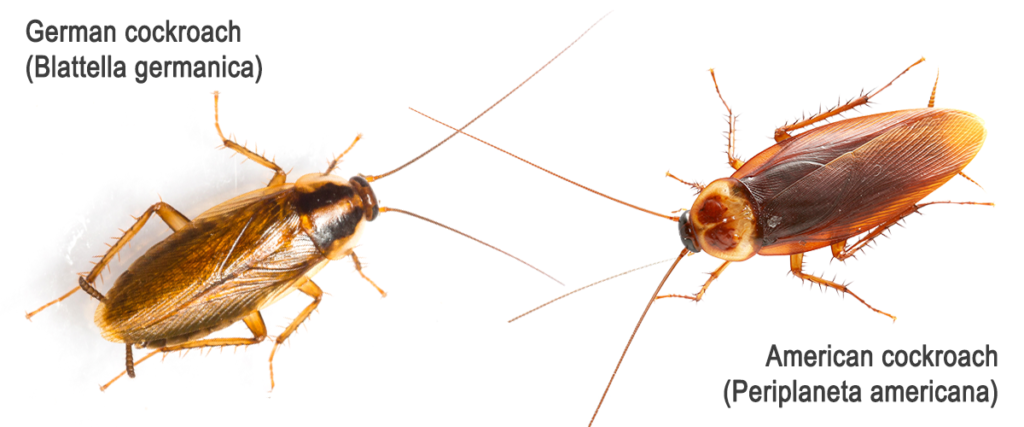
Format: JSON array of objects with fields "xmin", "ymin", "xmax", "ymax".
[
  {"xmin": 412, "ymin": 58, "xmax": 991, "ymax": 424},
  {"xmin": 24, "ymin": 15, "xmax": 610, "ymax": 391},
  {"xmin": 24, "ymin": 93, "xmax": 552, "ymax": 391}
]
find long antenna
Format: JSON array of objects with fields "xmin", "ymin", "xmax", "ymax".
[
  {"xmin": 590, "ymin": 249, "xmax": 688, "ymax": 426},
  {"xmin": 508, "ymin": 258, "xmax": 675, "ymax": 323},
  {"xmin": 410, "ymin": 108, "xmax": 679, "ymax": 222},
  {"xmin": 366, "ymin": 12, "xmax": 611, "ymax": 182},
  {"xmin": 380, "ymin": 207, "xmax": 563, "ymax": 286}
]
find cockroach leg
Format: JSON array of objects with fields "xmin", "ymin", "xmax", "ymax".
[
  {"xmin": 789, "ymin": 253, "xmax": 896, "ymax": 321},
  {"xmin": 243, "ymin": 311, "xmax": 269, "ymax": 342},
  {"xmin": 27, "ymin": 202, "xmax": 190, "ymax": 319},
  {"xmin": 324, "ymin": 134, "xmax": 363, "ymax": 176},
  {"xmin": 835, "ymin": 221, "xmax": 900, "ymax": 262},
  {"xmin": 665, "ymin": 171, "xmax": 704, "ymax": 193},
  {"xmin": 80, "ymin": 202, "xmax": 189, "ymax": 299},
  {"xmin": 830, "ymin": 240, "xmax": 848, "ymax": 259},
  {"xmin": 656, "ymin": 260, "xmax": 731, "ymax": 302},
  {"xmin": 708, "ymin": 69, "xmax": 743, "ymax": 170},
  {"xmin": 24, "ymin": 287, "xmax": 78, "ymax": 320},
  {"xmin": 835, "ymin": 201, "xmax": 994, "ymax": 261},
  {"xmin": 213, "ymin": 92, "xmax": 287, "ymax": 187},
  {"xmin": 351, "ymin": 252, "xmax": 386, "ymax": 298},
  {"xmin": 268, "ymin": 279, "xmax": 322, "ymax": 390},
  {"xmin": 153, "ymin": 315, "xmax": 268, "ymax": 351},
  {"xmin": 100, "ymin": 349, "xmax": 160, "ymax": 391},
  {"xmin": 152, "ymin": 310, "xmax": 267, "ymax": 351},
  {"xmin": 774, "ymin": 58, "xmax": 926, "ymax": 142},
  {"xmin": 100, "ymin": 311, "xmax": 268, "ymax": 391}
]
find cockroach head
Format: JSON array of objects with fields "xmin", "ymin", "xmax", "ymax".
[
  {"xmin": 687, "ymin": 178, "xmax": 762, "ymax": 261},
  {"xmin": 678, "ymin": 212, "xmax": 701, "ymax": 253},
  {"xmin": 349, "ymin": 175, "xmax": 379, "ymax": 221}
]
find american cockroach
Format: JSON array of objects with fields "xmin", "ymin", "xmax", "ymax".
[
  {"xmin": 411, "ymin": 58, "xmax": 991, "ymax": 424},
  {"xmin": 24, "ymin": 15, "xmax": 610, "ymax": 391}
]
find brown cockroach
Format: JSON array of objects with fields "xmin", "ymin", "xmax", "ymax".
[
  {"xmin": 25, "ymin": 15, "xmax": 610, "ymax": 391},
  {"xmin": 25, "ymin": 93, "xmax": 551, "ymax": 391},
  {"xmin": 410, "ymin": 58, "xmax": 991, "ymax": 424}
]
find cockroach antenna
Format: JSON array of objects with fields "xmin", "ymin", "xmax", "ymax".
[
  {"xmin": 365, "ymin": 12, "xmax": 612, "ymax": 182},
  {"xmin": 379, "ymin": 207, "xmax": 564, "ymax": 286},
  {"xmin": 508, "ymin": 258, "xmax": 675, "ymax": 323}
]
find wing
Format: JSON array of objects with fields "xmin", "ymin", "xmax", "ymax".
[
  {"xmin": 737, "ymin": 109, "xmax": 985, "ymax": 255},
  {"xmin": 96, "ymin": 187, "xmax": 325, "ymax": 344}
]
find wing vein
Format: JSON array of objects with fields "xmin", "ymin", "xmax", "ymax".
[{"xmin": 219, "ymin": 215, "xmax": 255, "ymax": 276}]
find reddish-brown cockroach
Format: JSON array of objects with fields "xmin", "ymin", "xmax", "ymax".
[
  {"xmin": 24, "ymin": 15, "xmax": 610, "ymax": 391},
  {"xmin": 411, "ymin": 58, "xmax": 991, "ymax": 425}
]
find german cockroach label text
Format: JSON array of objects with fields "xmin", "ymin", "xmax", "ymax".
[{"xmin": 24, "ymin": 19, "xmax": 261, "ymax": 84}]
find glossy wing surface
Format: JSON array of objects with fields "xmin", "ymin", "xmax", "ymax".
[
  {"xmin": 96, "ymin": 189, "xmax": 324, "ymax": 343},
  {"xmin": 743, "ymin": 109, "xmax": 985, "ymax": 254},
  {"xmin": 193, "ymin": 183, "xmax": 295, "ymax": 221},
  {"xmin": 736, "ymin": 110, "xmax": 932, "ymax": 196}
]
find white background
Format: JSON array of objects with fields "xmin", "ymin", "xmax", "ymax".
[{"xmin": 2, "ymin": 1, "xmax": 1021, "ymax": 426}]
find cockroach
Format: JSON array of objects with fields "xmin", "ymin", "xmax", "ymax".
[
  {"xmin": 24, "ymin": 16, "xmax": 610, "ymax": 391},
  {"xmin": 411, "ymin": 58, "xmax": 991, "ymax": 424}
]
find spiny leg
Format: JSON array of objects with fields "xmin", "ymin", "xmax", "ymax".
[
  {"xmin": 268, "ymin": 279, "xmax": 322, "ymax": 390},
  {"xmin": 789, "ymin": 253, "xmax": 895, "ymax": 321},
  {"xmin": 351, "ymin": 251, "xmax": 386, "ymax": 297},
  {"xmin": 774, "ymin": 58, "xmax": 926, "ymax": 142},
  {"xmin": 708, "ymin": 69, "xmax": 743, "ymax": 170},
  {"xmin": 27, "ymin": 202, "xmax": 190, "ymax": 319},
  {"xmin": 665, "ymin": 171, "xmax": 704, "ymax": 193},
  {"xmin": 835, "ymin": 201, "xmax": 994, "ymax": 261},
  {"xmin": 100, "ymin": 311, "xmax": 267, "ymax": 391},
  {"xmin": 656, "ymin": 260, "xmax": 731, "ymax": 302},
  {"xmin": 213, "ymin": 92, "xmax": 287, "ymax": 187},
  {"xmin": 324, "ymin": 134, "xmax": 363, "ymax": 175},
  {"xmin": 665, "ymin": 171, "xmax": 704, "ymax": 214}
]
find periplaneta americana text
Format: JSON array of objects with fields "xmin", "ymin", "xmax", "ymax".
[
  {"xmin": 411, "ymin": 58, "xmax": 991, "ymax": 425},
  {"xmin": 24, "ymin": 15, "xmax": 611, "ymax": 391}
]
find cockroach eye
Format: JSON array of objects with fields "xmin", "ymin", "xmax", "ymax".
[{"xmin": 678, "ymin": 211, "xmax": 701, "ymax": 253}]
